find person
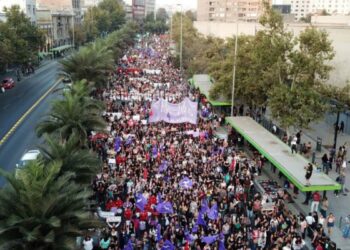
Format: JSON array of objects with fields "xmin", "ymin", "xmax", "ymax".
[
  {"xmin": 82, "ymin": 236, "xmax": 94, "ymax": 250},
  {"xmin": 319, "ymin": 196, "xmax": 328, "ymax": 218},
  {"xmin": 311, "ymin": 191, "xmax": 321, "ymax": 212},
  {"xmin": 321, "ymin": 153, "xmax": 329, "ymax": 173},
  {"xmin": 296, "ymin": 130, "xmax": 302, "ymax": 145},
  {"xmin": 326, "ymin": 213, "xmax": 335, "ymax": 236},
  {"xmin": 304, "ymin": 163, "xmax": 313, "ymax": 186},
  {"xmin": 340, "ymin": 121, "xmax": 344, "ymax": 133},
  {"xmin": 291, "ymin": 135, "xmax": 298, "ymax": 154},
  {"xmin": 99, "ymin": 236, "xmax": 110, "ymax": 249}
]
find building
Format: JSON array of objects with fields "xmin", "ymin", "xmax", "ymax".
[
  {"xmin": 289, "ymin": 0, "xmax": 350, "ymax": 21},
  {"xmin": 36, "ymin": 7, "xmax": 74, "ymax": 51},
  {"xmin": 197, "ymin": 0, "xmax": 271, "ymax": 22},
  {"xmin": 36, "ymin": 0, "xmax": 82, "ymax": 24},
  {"xmin": 81, "ymin": 0, "xmax": 102, "ymax": 13},
  {"xmin": 0, "ymin": 0, "xmax": 37, "ymax": 23},
  {"xmin": 145, "ymin": 0, "xmax": 155, "ymax": 17},
  {"xmin": 132, "ymin": 0, "xmax": 145, "ymax": 20}
]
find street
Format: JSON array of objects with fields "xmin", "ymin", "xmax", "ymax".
[{"xmin": 0, "ymin": 60, "xmax": 62, "ymax": 185}]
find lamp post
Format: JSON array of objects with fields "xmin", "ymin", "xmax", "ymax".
[
  {"xmin": 177, "ymin": 4, "xmax": 183, "ymax": 73},
  {"xmin": 230, "ymin": 4, "xmax": 239, "ymax": 116}
]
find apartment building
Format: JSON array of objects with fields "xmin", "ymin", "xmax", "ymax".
[
  {"xmin": 0, "ymin": 0, "xmax": 37, "ymax": 23},
  {"xmin": 290, "ymin": 0, "xmax": 350, "ymax": 20},
  {"xmin": 197, "ymin": 0, "xmax": 271, "ymax": 22},
  {"xmin": 145, "ymin": 0, "xmax": 155, "ymax": 17}
]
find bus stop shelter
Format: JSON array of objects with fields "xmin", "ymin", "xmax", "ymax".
[
  {"xmin": 226, "ymin": 116, "xmax": 341, "ymax": 192},
  {"xmin": 189, "ymin": 74, "xmax": 231, "ymax": 107}
]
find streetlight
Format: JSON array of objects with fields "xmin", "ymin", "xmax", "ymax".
[
  {"xmin": 230, "ymin": 3, "xmax": 239, "ymax": 117},
  {"xmin": 177, "ymin": 4, "xmax": 183, "ymax": 73}
]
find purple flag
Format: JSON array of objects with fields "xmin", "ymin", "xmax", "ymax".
[
  {"xmin": 152, "ymin": 145, "xmax": 158, "ymax": 158},
  {"xmin": 156, "ymin": 201, "xmax": 174, "ymax": 214},
  {"xmin": 158, "ymin": 160, "xmax": 168, "ymax": 172},
  {"xmin": 200, "ymin": 198, "xmax": 209, "ymax": 214},
  {"xmin": 201, "ymin": 235, "xmax": 218, "ymax": 245},
  {"xmin": 208, "ymin": 203, "xmax": 218, "ymax": 220},
  {"xmin": 135, "ymin": 193, "xmax": 147, "ymax": 211},
  {"xmin": 156, "ymin": 223, "xmax": 162, "ymax": 242},
  {"xmin": 191, "ymin": 224, "xmax": 199, "ymax": 233},
  {"xmin": 124, "ymin": 239, "xmax": 133, "ymax": 250},
  {"xmin": 161, "ymin": 240, "xmax": 175, "ymax": 250},
  {"xmin": 157, "ymin": 193, "xmax": 163, "ymax": 204},
  {"xmin": 114, "ymin": 136, "xmax": 122, "ymax": 152},
  {"xmin": 125, "ymin": 136, "xmax": 133, "ymax": 146},
  {"xmin": 179, "ymin": 177, "xmax": 193, "ymax": 189},
  {"xmin": 218, "ymin": 233, "xmax": 225, "ymax": 250},
  {"xmin": 185, "ymin": 229, "xmax": 195, "ymax": 243},
  {"xmin": 196, "ymin": 211, "xmax": 206, "ymax": 226}
]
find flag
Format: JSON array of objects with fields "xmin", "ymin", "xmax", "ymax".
[
  {"xmin": 191, "ymin": 224, "xmax": 199, "ymax": 233},
  {"xmin": 196, "ymin": 211, "xmax": 206, "ymax": 226},
  {"xmin": 185, "ymin": 229, "xmax": 195, "ymax": 243},
  {"xmin": 135, "ymin": 193, "xmax": 147, "ymax": 211},
  {"xmin": 201, "ymin": 235, "xmax": 218, "ymax": 245},
  {"xmin": 114, "ymin": 136, "xmax": 122, "ymax": 152},
  {"xmin": 161, "ymin": 240, "xmax": 175, "ymax": 250},
  {"xmin": 152, "ymin": 145, "xmax": 158, "ymax": 158},
  {"xmin": 156, "ymin": 201, "xmax": 174, "ymax": 214},
  {"xmin": 208, "ymin": 203, "xmax": 218, "ymax": 220},
  {"xmin": 124, "ymin": 239, "xmax": 133, "ymax": 250},
  {"xmin": 179, "ymin": 177, "xmax": 193, "ymax": 189},
  {"xmin": 157, "ymin": 192, "xmax": 163, "ymax": 204},
  {"xmin": 125, "ymin": 136, "xmax": 133, "ymax": 146},
  {"xmin": 218, "ymin": 233, "xmax": 225, "ymax": 250},
  {"xmin": 159, "ymin": 160, "xmax": 168, "ymax": 172},
  {"xmin": 200, "ymin": 198, "xmax": 209, "ymax": 214},
  {"xmin": 156, "ymin": 223, "xmax": 162, "ymax": 242}
]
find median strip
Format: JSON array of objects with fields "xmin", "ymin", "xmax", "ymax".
[{"xmin": 0, "ymin": 78, "xmax": 63, "ymax": 146}]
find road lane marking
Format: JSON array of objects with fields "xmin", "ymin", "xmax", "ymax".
[{"xmin": 0, "ymin": 78, "xmax": 62, "ymax": 147}]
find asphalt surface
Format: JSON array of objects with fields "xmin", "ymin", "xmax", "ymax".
[{"xmin": 0, "ymin": 60, "xmax": 62, "ymax": 186}]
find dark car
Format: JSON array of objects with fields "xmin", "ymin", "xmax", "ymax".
[{"xmin": 1, "ymin": 78, "xmax": 15, "ymax": 89}]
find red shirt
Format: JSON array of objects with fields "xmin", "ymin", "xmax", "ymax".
[
  {"xmin": 140, "ymin": 211, "xmax": 148, "ymax": 221},
  {"xmin": 148, "ymin": 195, "xmax": 157, "ymax": 205},
  {"xmin": 115, "ymin": 199, "xmax": 123, "ymax": 208},
  {"xmin": 106, "ymin": 201, "xmax": 115, "ymax": 211},
  {"xmin": 124, "ymin": 208, "xmax": 132, "ymax": 220},
  {"xmin": 313, "ymin": 192, "xmax": 321, "ymax": 202}
]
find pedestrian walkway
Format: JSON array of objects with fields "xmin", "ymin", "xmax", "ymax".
[{"xmin": 264, "ymin": 111, "xmax": 350, "ymax": 249}]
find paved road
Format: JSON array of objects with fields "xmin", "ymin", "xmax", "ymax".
[
  {"xmin": 0, "ymin": 60, "xmax": 62, "ymax": 186},
  {"xmin": 0, "ymin": 60, "xmax": 59, "ymax": 139}
]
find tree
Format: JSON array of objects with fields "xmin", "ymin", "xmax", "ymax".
[
  {"xmin": 60, "ymin": 42, "xmax": 114, "ymax": 87},
  {"xmin": 36, "ymin": 82, "xmax": 106, "ymax": 146},
  {"xmin": 0, "ymin": 5, "xmax": 44, "ymax": 68},
  {"xmin": 39, "ymin": 134, "xmax": 100, "ymax": 184},
  {"xmin": 156, "ymin": 8, "xmax": 168, "ymax": 22},
  {"xmin": 0, "ymin": 160, "xmax": 100, "ymax": 249}
]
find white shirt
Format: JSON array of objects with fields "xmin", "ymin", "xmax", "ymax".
[
  {"xmin": 83, "ymin": 238, "xmax": 94, "ymax": 250},
  {"xmin": 306, "ymin": 215, "xmax": 315, "ymax": 225}
]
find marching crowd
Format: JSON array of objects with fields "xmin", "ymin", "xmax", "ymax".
[{"xmin": 83, "ymin": 35, "xmax": 338, "ymax": 250}]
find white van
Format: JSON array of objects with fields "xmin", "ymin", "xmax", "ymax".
[{"xmin": 15, "ymin": 149, "xmax": 41, "ymax": 177}]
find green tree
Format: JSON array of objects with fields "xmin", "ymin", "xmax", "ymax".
[
  {"xmin": 0, "ymin": 160, "xmax": 99, "ymax": 249},
  {"xmin": 39, "ymin": 134, "xmax": 100, "ymax": 184},
  {"xmin": 0, "ymin": 5, "xmax": 44, "ymax": 67},
  {"xmin": 60, "ymin": 42, "xmax": 114, "ymax": 87},
  {"xmin": 36, "ymin": 83, "xmax": 106, "ymax": 146}
]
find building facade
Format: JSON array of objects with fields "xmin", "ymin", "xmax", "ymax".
[
  {"xmin": 132, "ymin": 0, "xmax": 145, "ymax": 20},
  {"xmin": 197, "ymin": 0, "xmax": 270, "ymax": 22},
  {"xmin": 288, "ymin": 0, "xmax": 350, "ymax": 20},
  {"xmin": 0, "ymin": 0, "xmax": 37, "ymax": 23},
  {"xmin": 145, "ymin": 0, "xmax": 155, "ymax": 17}
]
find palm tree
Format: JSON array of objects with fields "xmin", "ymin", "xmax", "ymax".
[
  {"xmin": 60, "ymin": 41, "xmax": 114, "ymax": 88},
  {"xmin": 39, "ymin": 133, "xmax": 100, "ymax": 184},
  {"xmin": 0, "ymin": 160, "xmax": 100, "ymax": 249},
  {"xmin": 36, "ymin": 88, "xmax": 106, "ymax": 146}
]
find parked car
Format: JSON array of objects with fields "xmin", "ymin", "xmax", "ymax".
[
  {"xmin": 1, "ymin": 77, "xmax": 15, "ymax": 89},
  {"xmin": 15, "ymin": 149, "xmax": 41, "ymax": 178}
]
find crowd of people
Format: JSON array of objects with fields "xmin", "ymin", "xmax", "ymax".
[{"xmin": 84, "ymin": 35, "xmax": 338, "ymax": 250}]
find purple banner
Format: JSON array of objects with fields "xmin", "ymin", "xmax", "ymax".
[{"xmin": 149, "ymin": 98, "xmax": 198, "ymax": 124}]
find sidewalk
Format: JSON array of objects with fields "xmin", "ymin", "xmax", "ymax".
[{"xmin": 264, "ymin": 112, "xmax": 350, "ymax": 249}]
